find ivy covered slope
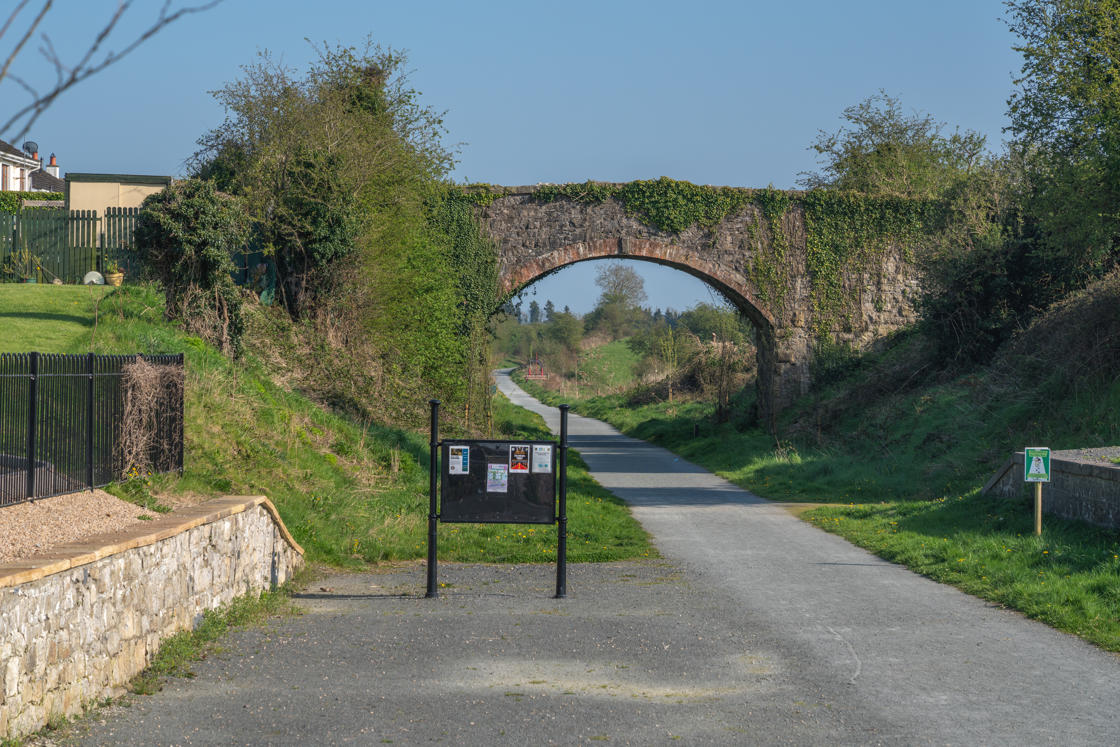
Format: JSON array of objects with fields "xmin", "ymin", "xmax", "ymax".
[
  {"xmin": 459, "ymin": 177, "xmax": 940, "ymax": 335},
  {"xmin": 0, "ymin": 283, "xmax": 652, "ymax": 567}
]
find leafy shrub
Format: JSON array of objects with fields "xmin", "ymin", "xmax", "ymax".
[
  {"xmin": 135, "ymin": 179, "xmax": 250, "ymax": 354},
  {"xmin": 0, "ymin": 191, "xmax": 63, "ymax": 213}
]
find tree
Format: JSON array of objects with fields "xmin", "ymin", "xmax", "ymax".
[
  {"xmin": 594, "ymin": 261, "xmax": 647, "ymax": 307},
  {"xmin": 543, "ymin": 299, "xmax": 556, "ymax": 322},
  {"xmin": 916, "ymin": 153, "xmax": 1032, "ymax": 364},
  {"xmin": 799, "ymin": 91, "xmax": 987, "ymax": 198},
  {"xmin": 192, "ymin": 41, "xmax": 453, "ymax": 316},
  {"xmin": 545, "ymin": 310, "xmax": 583, "ymax": 352},
  {"xmin": 2, "ymin": 1, "xmax": 221, "ymax": 139},
  {"xmin": 583, "ymin": 261, "xmax": 649, "ymax": 339},
  {"xmin": 678, "ymin": 303, "xmax": 747, "ymax": 344},
  {"xmin": 528, "ymin": 299, "xmax": 541, "ymax": 324},
  {"xmin": 135, "ymin": 179, "xmax": 249, "ymax": 354},
  {"xmin": 1005, "ymin": 0, "xmax": 1120, "ymax": 287}
]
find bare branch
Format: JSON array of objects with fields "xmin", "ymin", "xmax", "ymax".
[
  {"xmin": 7, "ymin": 72, "xmax": 38, "ymax": 98},
  {"xmin": 0, "ymin": 0, "xmax": 50, "ymax": 87},
  {"xmin": 1, "ymin": 0, "xmax": 223, "ymax": 140},
  {"xmin": 0, "ymin": 0, "xmax": 37, "ymax": 47}
]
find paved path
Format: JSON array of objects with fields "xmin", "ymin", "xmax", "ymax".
[
  {"xmin": 497, "ymin": 371, "xmax": 1120, "ymax": 744},
  {"xmin": 64, "ymin": 374, "xmax": 1120, "ymax": 745}
]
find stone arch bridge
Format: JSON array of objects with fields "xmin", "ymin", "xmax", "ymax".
[{"xmin": 473, "ymin": 183, "xmax": 924, "ymax": 426}]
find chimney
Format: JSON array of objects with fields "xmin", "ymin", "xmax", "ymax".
[{"xmin": 45, "ymin": 154, "xmax": 58, "ymax": 178}]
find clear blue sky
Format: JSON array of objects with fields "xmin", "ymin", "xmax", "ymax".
[{"xmin": 7, "ymin": 0, "xmax": 1022, "ymax": 314}]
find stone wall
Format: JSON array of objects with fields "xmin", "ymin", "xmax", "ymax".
[
  {"xmin": 982, "ymin": 451, "xmax": 1120, "ymax": 529},
  {"xmin": 0, "ymin": 496, "xmax": 303, "ymax": 739},
  {"xmin": 477, "ymin": 186, "xmax": 923, "ymax": 423}
]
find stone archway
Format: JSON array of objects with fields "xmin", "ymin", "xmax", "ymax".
[
  {"xmin": 474, "ymin": 183, "xmax": 922, "ymax": 427},
  {"xmin": 498, "ymin": 236, "xmax": 808, "ymax": 428}
]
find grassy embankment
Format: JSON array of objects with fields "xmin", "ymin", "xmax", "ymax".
[
  {"xmin": 527, "ymin": 338, "xmax": 639, "ymax": 400},
  {"xmin": 0, "ymin": 283, "xmax": 653, "ymax": 567},
  {"xmin": 515, "ymin": 310, "xmax": 1120, "ymax": 651},
  {"xmin": 576, "ymin": 339, "xmax": 640, "ymax": 395}
]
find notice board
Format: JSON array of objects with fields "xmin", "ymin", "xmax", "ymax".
[{"xmin": 440, "ymin": 439, "xmax": 556, "ymax": 524}]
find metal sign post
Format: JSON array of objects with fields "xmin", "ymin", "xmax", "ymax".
[
  {"xmin": 425, "ymin": 400, "xmax": 569, "ymax": 598},
  {"xmin": 556, "ymin": 405, "xmax": 568, "ymax": 599},
  {"xmin": 426, "ymin": 399, "xmax": 440, "ymax": 598}
]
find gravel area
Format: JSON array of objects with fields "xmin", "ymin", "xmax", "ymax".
[
  {"xmin": 0, "ymin": 490, "xmax": 156, "ymax": 564},
  {"xmin": 1054, "ymin": 446, "xmax": 1120, "ymax": 466}
]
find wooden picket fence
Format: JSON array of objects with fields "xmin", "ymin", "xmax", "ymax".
[{"xmin": 0, "ymin": 207, "xmax": 140, "ymax": 284}]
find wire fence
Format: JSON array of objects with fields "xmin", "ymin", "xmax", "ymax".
[{"xmin": 0, "ymin": 352, "xmax": 184, "ymax": 507}]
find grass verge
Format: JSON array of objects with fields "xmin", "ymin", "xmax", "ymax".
[
  {"xmin": 804, "ymin": 494, "xmax": 1120, "ymax": 651},
  {"xmin": 129, "ymin": 581, "xmax": 303, "ymax": 695}
]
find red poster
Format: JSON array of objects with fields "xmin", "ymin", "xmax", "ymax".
[{"xmin": 509, "ymin": 444, "xmax": 530, "ymax": 473}]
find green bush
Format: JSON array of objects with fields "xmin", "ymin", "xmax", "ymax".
[
  {"xmin": 135, "ymin": 179, "xmax": 250, "ymax": 354},
  {"xmin": 0, "ymin": 191, "xmax": 63, "ymax": 212}
]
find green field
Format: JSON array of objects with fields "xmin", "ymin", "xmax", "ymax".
[
  {"xmin": 0, "ymin": 284, "xmax": 113, "ymax": 352},
  {"xmin": 576, "ymin": 339, "xmax": 639, "ymax": 395}
]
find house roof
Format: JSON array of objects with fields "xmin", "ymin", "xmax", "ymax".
[
  {"xmin": 0, "ymin": 138, "xmax": 37, "ymax": 164},
  {"xmin": 31, "ymin": 169, "xmax": 65, "ymax": 192},
  {"xmin": 66, "ymin": 172, "xmax": 171, "ymax": 185}
]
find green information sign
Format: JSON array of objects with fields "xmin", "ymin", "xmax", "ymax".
[{"xmin": 1024, "ymin": 446, "xmax": 1051, "ymax": 483}]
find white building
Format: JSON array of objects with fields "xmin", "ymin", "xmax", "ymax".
[{"xmin": 0, "ymin": 139, "xmax": 65, "ymax": 193}]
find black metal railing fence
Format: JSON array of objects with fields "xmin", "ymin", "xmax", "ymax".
[{"xmin": 0, "ymin": 352, "xmax": 184, "ymax": 507}]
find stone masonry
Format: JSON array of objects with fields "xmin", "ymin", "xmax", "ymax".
[
  {"xmin": 0, "ymin": 496, "xmax": 303, "ymax": 739},
  {"xmin": 476, "ymin": 186, "xmax": 922, "ymax": 426},
  {"xmin": 983, "ymin": 449, "xmax": 1120, "ymax": 529}
]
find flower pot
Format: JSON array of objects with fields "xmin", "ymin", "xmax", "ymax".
[{"xmin": 105, "ymin": 272, "xmax": 124, "ymax": 287}]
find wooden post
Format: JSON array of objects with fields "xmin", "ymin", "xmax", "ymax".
[{"xmin": 1034, "ymin": 482, "xmax": 1042, "ymax": 536}]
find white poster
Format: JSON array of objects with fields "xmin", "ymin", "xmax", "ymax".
[
  {"xmin": 448, "ymin": 445, "xmax": 469, "ymax": 475},
  {"xmin": 486, "ymin": 463, "xmax": 508, "ymax": 493},
  {"xmin": 532, "ymin": 444, "xmax": 552, "ymax": 473}
]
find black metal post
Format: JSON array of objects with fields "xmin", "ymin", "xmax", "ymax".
[
  {"xmin": 86, "ymin": 352, "xmax": 95, "ymax": 489},
  {"xmin": 426, "ymin": 399, "xmax": 440, "ymax": 598},
  {"xmin": 555, "ymin": 404, "xmax": 569, "ymax": 599},
  {"xmin": 26, "ymin": 352, "xmax": 38, "ymax": 500}
]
